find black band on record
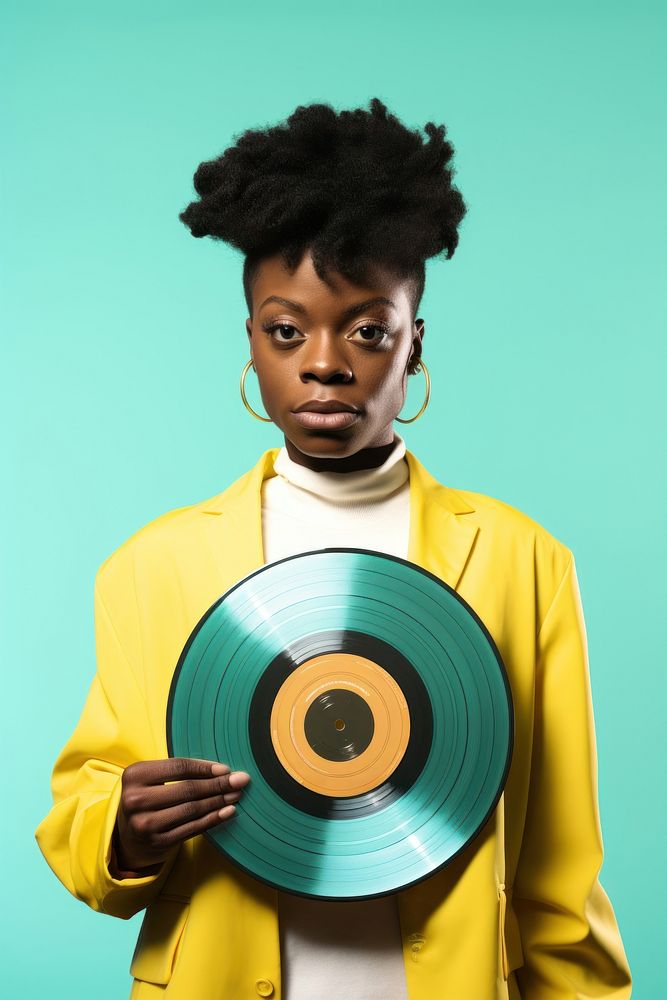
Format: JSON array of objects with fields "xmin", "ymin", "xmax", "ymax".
[{"xmin": 248, "ymin": 629, "xmax": 434, "ymax": 820}]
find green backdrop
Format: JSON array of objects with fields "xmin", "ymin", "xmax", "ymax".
[{"xmin": 3, "ymin": 1, "xmax": 664, "ymax": 996}]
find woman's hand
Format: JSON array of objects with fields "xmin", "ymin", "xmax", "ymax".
[{"xmin": 110, "ymin": 757, "xmax": 251, "ymax": 877}]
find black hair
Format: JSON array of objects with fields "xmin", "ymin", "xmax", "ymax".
[{"xmin": 179, "ymin": 97, "xmax": 467, "ymax": 341}]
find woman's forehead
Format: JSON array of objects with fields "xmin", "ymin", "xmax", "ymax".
[{"xmin": 251, "ymin": 251, "xmax": 410, "ymax": 315}]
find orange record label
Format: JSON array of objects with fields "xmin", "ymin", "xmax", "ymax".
[{"xmin": 269, "ymin": 652, "xmax": 411, "ymax": 796}]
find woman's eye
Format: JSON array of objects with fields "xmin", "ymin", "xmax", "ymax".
[
  {"xmin": 349, "ymin": 325, "xmax": 389, "ymax": 344},
  {"xmin": 265, "ymin": 323, "xmax": 303, "ymax": 343}
]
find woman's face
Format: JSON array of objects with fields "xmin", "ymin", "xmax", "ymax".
[{"xmin": 245, "ymin": 248, "xmax": 425, "ymax": 467}]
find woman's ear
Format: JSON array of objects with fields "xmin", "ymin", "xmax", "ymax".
[
  {"xmin": 245, "ymin": 319, "xmax": 254, "ymax": 365},
  {"xmin": 408, "ymin": 319, "xmax": 425, "ymax": 375}
]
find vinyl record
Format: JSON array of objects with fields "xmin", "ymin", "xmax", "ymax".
[{"xmin": 166, "ymin": 548, "xmax": 513, "ymax": 900}]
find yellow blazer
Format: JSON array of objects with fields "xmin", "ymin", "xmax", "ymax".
[{"xmin": 35, "ymin": 447, "xmax": 632, "ymax": 1000}]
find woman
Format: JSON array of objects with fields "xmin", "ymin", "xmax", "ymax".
[{"xmin": 35, "ymin": 98, "xmax": 632, "ymax": 1000}]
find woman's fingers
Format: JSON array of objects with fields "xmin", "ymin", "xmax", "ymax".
[
  {"xmin": 145, "ymin": 790, "xmax": 244, "ymax": 834},
  {"xmin": 121, "ymin": 758, "xmax": 251, "ymax": 811},
  {"xmin": 151, "ymin": 805, "xmax": 239, "ymax": 849},
  {"xmin": 125, "ymin": 770, "xmax": 250, "ymax": 812},
  {"xmin": 124, "ymin": 757, "xmax": 230, "ymax": 786}
]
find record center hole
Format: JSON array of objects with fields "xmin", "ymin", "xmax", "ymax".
[{"xmin": 334, "ymin": 718, "xmax": 346, "ymax": 731}]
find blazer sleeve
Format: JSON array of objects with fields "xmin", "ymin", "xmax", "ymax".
[
  {"xmin": 34, "ymin": 554, "xmax": 180, "ymax": 920},
  {"xmin": 513, "ymin": 553, "xmax": 632, "ymax": 997}
]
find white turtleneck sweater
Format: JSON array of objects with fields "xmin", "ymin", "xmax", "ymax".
[{"xmin": 260, "ymin": 433, "xmax": 411, "ymax": 1000}]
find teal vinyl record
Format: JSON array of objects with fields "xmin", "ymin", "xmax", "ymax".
[{"xmin": 166, "ymin": 548, "xmax": 513, "ymax": 900}]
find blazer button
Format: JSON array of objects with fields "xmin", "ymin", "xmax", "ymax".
[
  {"xmin": 407, "ymin": 933, "xmax": 425, "ymax": 959},
  {"xmin": 255, "ymin": 979, "xmax": 274, "ymax": 997}
]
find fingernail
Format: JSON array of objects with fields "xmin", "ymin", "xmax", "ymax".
[
  {"xmin": 229, "ymin": 771, "xmax": 251, "ymax": 789},
  {"xmin": 218, "ymin": 805, "xmax": 236, "ymax": 818},
  {"xmin": 211, "ymin": 763, "xmax": 230, "ymax": 775}
]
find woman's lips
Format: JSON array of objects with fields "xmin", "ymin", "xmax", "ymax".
[{"xmin": 291, "ymin": 410, "xmax": 360, "ymax": 430}]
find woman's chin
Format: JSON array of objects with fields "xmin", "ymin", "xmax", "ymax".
[{"xmin": 285, "ymin": 433, "xmax": 361, "ymax": 459}]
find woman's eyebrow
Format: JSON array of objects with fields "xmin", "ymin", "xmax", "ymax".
[{"xmin": 258, "ymin": 295, "xmax": 397, "ymax": 317}]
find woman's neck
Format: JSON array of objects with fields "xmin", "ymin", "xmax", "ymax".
[{"xmin": 284, "ymin": 435, "xmax": 398, "ymax": 473}]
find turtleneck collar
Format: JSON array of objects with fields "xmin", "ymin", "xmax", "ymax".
[{"xmin": 271, "ymin": 433, "xmax": 409, "ymax": 504}]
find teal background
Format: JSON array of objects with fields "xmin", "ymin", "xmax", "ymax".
[{"xmin": 3, "ymin": 1, "xmax": 664, "ymax": 996}]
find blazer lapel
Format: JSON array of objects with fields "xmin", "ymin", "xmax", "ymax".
[
  {"xmin": 404, "ymin": 450, "xmax": 479, "ymax": 592},
  {"xmin": 199, "ymin": 446, "xmax": 479, "ymax": 596},
  {"xmin": 198, "ymin": 448, "xmax": 279, "ymax": 594}
]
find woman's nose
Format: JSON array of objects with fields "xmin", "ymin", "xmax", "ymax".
[{"xmin": 299, "ymin": 335, "xmax": 353, "ymax": 383}]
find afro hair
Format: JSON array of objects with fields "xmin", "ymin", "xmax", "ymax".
[{"xmin": 179, "ymin": 96, "xmax": 467, "ymax": 326}]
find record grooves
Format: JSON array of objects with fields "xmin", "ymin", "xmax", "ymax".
[{"xmin": 167, "ymin": 547, "xmax": 513, "ymax": 900}]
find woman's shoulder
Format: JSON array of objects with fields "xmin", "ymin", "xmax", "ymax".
[
  {"xmin": 453, "ymin": 483, "xmax": 561, "ymax": 530},
  {"xmin": 443, "ymin": 482, "xmax": 573, "ymax": 574},
  {"xmin": 95, "ymin": 465, "xmax": 258, "ymax": 587},
  {"xmin": 410, "ymin": 452, "xmax": 572, "ymax": 568},
  {"xmin": 94, "ymin": 498, "xmax": 203, "ymax": 589},
  {"xmin": 439, "ymin": 485, "xmax": 576, "ymax": 626}
]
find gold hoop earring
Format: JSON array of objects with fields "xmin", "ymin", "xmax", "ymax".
[
  {"xmin": 395, "ymin": 358, "xmax": 431, "ymax": 423},
  {"xmin": 240, "ymin": 359, "xmax": 273, "ymax": 423}
]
